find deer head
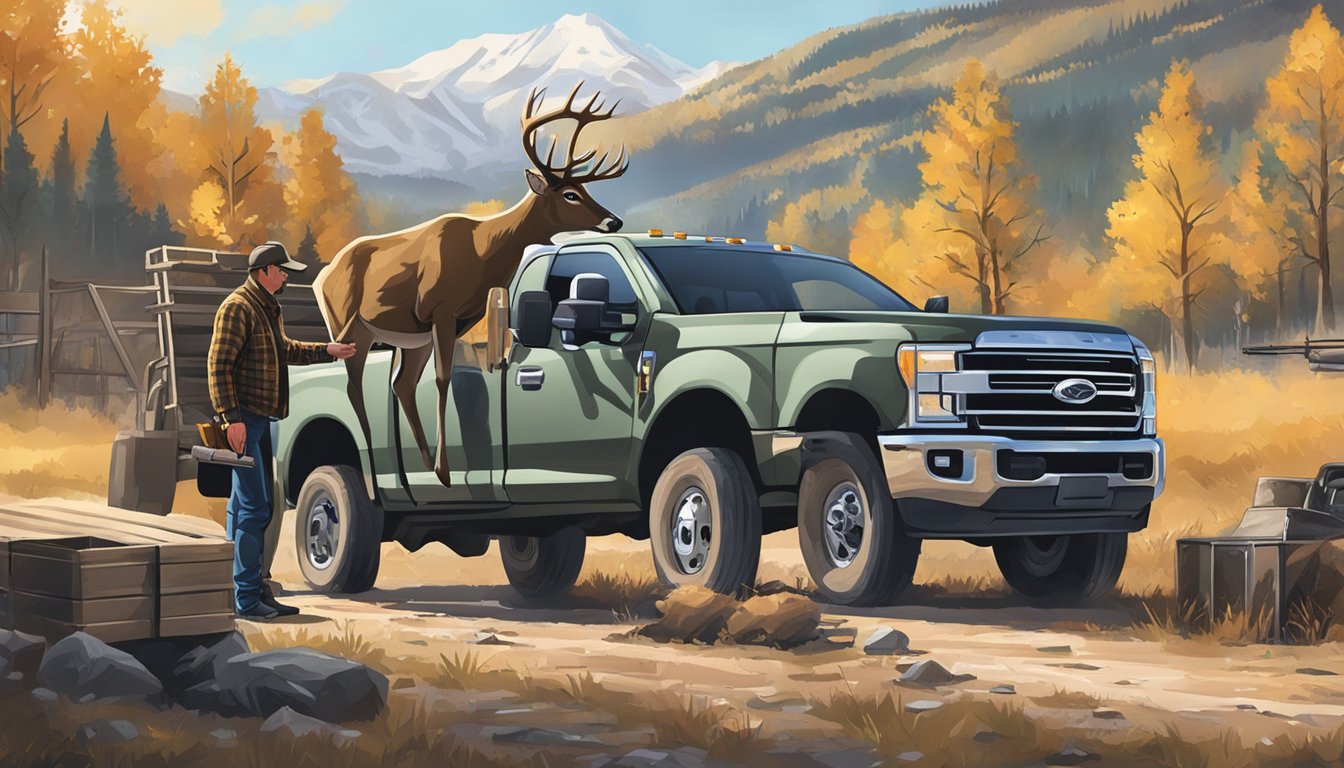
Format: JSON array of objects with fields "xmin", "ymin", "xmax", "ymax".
[{"xmin": 521, "ymin": 82, "xmax": 628, "ymax": 233}]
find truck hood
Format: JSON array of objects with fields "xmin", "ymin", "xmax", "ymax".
[{"xmin": 793, "ymin": 311, "xmax": 1137, "ymax": 347}]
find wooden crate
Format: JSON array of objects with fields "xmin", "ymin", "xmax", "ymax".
[
  {"xmin": 158, "ymin": 540, "xmax": 234, "ymax": 637},
  {"xmin": 10, "ymin": 537, "xmax": 159, "ymax": 642}
]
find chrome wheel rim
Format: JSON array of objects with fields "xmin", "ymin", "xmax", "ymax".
[
  {"xmin": 306, "ymin": 497, "xmax": 339, "ymax": 571},
  {"xmin": 823, "ymin": 482, "xmax": 865, "ymax": 568},
  {"xmin": 672, "ymin": 486, "xmax": 711, "ymax": 574}
]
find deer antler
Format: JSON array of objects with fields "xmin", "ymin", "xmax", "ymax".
[{"xmin": 521, "ymin": 81, "xmax": 629, "ymax": 187}]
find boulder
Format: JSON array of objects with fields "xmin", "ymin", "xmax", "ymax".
[
  {"xmin": 0, "ymin": 629, "xmax": 45, "ymax": 680},
  {"xmin": 171, "ymin": 632, "xmax": 251, "ymax": 692},
  {"xmin": 638, "ymin": 586, "xmax": 737, "ymax": 644},
  {"xmin": 260, "ymin": 706, "xmax": 361, "ymax": 745},
  {"xmin": 862, "ymin": 627, "xmax": 911, "ymax": 655},
  {"xmin": 896, "ymin": 659, "xmax": 975, "ymax": 687},
  {"xmin": 217, "ymin": 648, "xmax": 388, "ymax": 721},
  {"xmin": 37, "ymin": 632, "xmax": 162, "ymax": 701},
  {"xmin": 179, "ymin": 679, "xmax": 248, "ymax": 717},
  {"xmin": 724, "ymin": 593, "xmax": 821, "ymax": 648}
]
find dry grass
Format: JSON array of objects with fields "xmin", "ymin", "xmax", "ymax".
[
  {"xmin": 648, "ymin": 694, "xmax": 764, "ymax": 759},
  {"xmin": 570, "ymin": 569, "xmax": 667, "ymax": 616},
  {"xmin": 1029, "ymin": 686, "xmax": 1104, "ymax": 709},
  {"xmin": 244, "ymin": 620, "xmax": 390, "ymax": 672}
]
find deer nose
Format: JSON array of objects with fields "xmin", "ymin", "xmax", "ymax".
[{"xmin": 599, "ymin": 216, "xmax": 623, "ymax": 233}]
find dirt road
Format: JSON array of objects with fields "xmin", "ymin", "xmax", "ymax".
[{"xmin": 251, "ymin": 521, "xmax": 1344, "ymax": 764}]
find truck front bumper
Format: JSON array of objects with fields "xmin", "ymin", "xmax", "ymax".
[{"xmin": 877, "ymin": 434, "xmax": 1164, "ymax": 538}]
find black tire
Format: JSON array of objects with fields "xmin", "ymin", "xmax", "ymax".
[
  {"xmin": 294, "ymin": 465, "xmax": 383, "ymax": 594},
  {"xmin": 501, "ymin": 526, "xmax": 587, "ymax": 601},
  {"xmin": 797, "ymin": 432, "xmax": 922, "ymax": 606},
  {"xmin": 649, "ymin": 447, "xmax": 761, "ymax": 595},
  {"xmin": 993, "ymin": 532, "xmax": 1128, "ymax": 605}
]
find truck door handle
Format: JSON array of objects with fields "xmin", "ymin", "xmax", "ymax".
[{"xmin": 516, "ymin": 366, "xmax": 544, "ymax": 391}]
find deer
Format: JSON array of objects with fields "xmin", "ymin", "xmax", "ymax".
[{"xmin": 312, "ymin": 82, "xmax": 629, "ymax": 488}]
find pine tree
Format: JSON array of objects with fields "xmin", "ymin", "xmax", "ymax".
[
  {"xmin": 85, "ymin": 114, "xmax": 135, "ymax": 279},
  {"xmin": 47, "ymin": 119, "xmax": 78, "ymax": 269},
  {"xmin": 0, "ymin": 125, "xmax": 39, "ymax": 290},
  {"xmin": 148, "ymin": 204, "xmax": 183, "ymax": 248},
  {"xmin": 295, "ymin": 224, "xmax": 321, "ymax": 272}
]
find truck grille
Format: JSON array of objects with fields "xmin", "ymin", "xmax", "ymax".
[{"xmin": 960, "ymin": 350, "xmax": 1143, "ymax": 436}]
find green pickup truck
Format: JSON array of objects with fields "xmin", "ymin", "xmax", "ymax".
[{"xmin": 276, "ymin": 231, "xmax": 1164, "ymax": 606}]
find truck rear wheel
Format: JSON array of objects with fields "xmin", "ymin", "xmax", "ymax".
[
  {"xmin": 649, "ymin": 447, "xmax": 761, "ymax": 595},
  {"xmin": 294, "ymin": 465, "xmax": 383, "ymax": 594},
  {"xmin": 993, "ymin": 532, "xmax": 1127, "ymax": 605},
  {"xmin": 797, "ymin": 432, "xmax": 921, "ymax": 606},
  {"xmin": 501, "ymin": 526, "xmax": 587, "ymax": 601}
]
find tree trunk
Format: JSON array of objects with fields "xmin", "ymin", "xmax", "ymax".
[
  {"xmin": 989, "ymin": 240, "xmax": 1004, "ymax": 315},
  {"xmin": 1317, "ymin": 104, "xmax": 1335, "ymax": 333},
  {"xmin": 1276, "ymin": 260, "xmax": 1286, "ymax": 335},
  {"xmin": 1179, "ymin": 225, "xmax": 1197, "ymax": 372}
]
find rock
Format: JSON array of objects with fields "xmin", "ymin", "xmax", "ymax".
[
  {"xmin": 1036, "ymin": 645, "xmax": 1072, "ymax": 654},
  {"xmin": 905, "ymin": 699, "xmax": 943, "ymax": 713},
  {"xmin": 171, "ymin": 632, "xmax": 251, "ymax": 692},
  {"xmin": 724, "ymin": 593, "xmax": 821, "ymax": 648},
  {"xmin": 1236, "ymin": 704, "xmax": 1258, "ymax": 710},
  {"xmin": 260, "ymin": 706, "xmax": 361, "ymax": 745},
  {"xmin": 1092, "ymin": 708, "xmax": 1124, "ymax": 720},
  {"xmin": 1048, "ymin": 663, "xmax": 1102, "ymax": 671},
  {"xmin": 897, "ymin": 659, "xmax": 974, "ymax": 687},
  {"xmin": 37, "ymin": 632, "xmax": 163, "ymax": 701},
  {"xmin": 1297, "ymin": 668, "xmax": 1338, "ymax": 676},
  {"xmin": 6, "ymin": 671, "xmax": 23, "ymax": 685},
  {"xmin": 391, "ymin": 677, "xmax": 416, "ymax": 690},
  {"xmin": 896, "ymin": 753, "xmax": 924, "ymax": 763},
  {"xmin": 31, "ymin": 687, "xmax": 58, "ymax": 703},
  {"xmin": 989, "ymin": 685, "xmax": 1016, "ymax": 695},
  {"xmin": 75, "ymin": 719, "xmax": 139, "ymax": 744},
  {"xmin": 210, "ymin": 729, "xmax": 237, "ymax": 741},
  {"xmin": 474, "ymin": 631, "xmax": 515, "ymax": 646},
  {"xmin": 972, "ymin": 724, "xmax": 998, "ymax": 743},
  {"xmin": 747, "ymin": 691, "xmax": 810, "ymax": 712},
  {"xmin": 1045, "ymin": 745, "xmax": 1098, "ymax": 766},
  {"xmin": 179, "ymin": 679, "xmax": 248, "ymax": 716},
  {"xmin": 813, "ymin": 750, "xmax": 882, "ymax": 768},
  {"xmin": 862, "ymin": 626, "xmax": 911, "ymax": 655},
  {"xmin": 217, "ymin": 648, "xmax": 388, "ymax": 721},
  {"xmin": 490, "ymin": 726, "xmax": 602, "ymax": 745},
  {"xmin": 638, "ymin": 586, "xmax": 738, "ymax": 644},
  {"xmin": 593, "ymin": 747, "xmax": 708, "ymax": 768},
  {"xmin": 0, "ymin": 629, "xmax": 45, "ymax": 680}
]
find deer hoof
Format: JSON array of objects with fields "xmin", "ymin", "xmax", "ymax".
[{"xmin": 434, "ymin": 462, "xmax": 453, "ymax": 488}]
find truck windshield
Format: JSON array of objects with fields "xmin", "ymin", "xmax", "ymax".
[{"xmin": 639, "ymin": 245, "xmax": 918, "ymax": 314}]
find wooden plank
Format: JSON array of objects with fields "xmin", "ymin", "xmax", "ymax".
[
  {"xmin": 160, "ymin": 560, "xmax": 233, "ymax": 594},
  {"xmin": 0, "ymin": 509, "xmax": 195, "ymax": 545},
  {"xmin": 19, "ymin": 614, "xmax": 155, "ymax": 643},
  {"xmin": 7, "ymin": 498, "xmax": 225, "ymax": 538},
  {"xmin": 159, "ymin": 613, "xmax": 234, "ymax": 637},
  {"xmin": 14, "ymin": 592, "xmax": 154, "ymax": 624},
  {"xmin": 161, "ymin": 589, "xmax": 232, "ymax": 617},
  {"xmin": 0, "ymin": 291, "xmax": 38, "ymax": 313},
  {"xmin": 159, "ymin": 541, "xmax": 233, "ymax": 563},
  {"xmin": 12, "ymin": 549, "xmax": 155, "ymax": 600}
]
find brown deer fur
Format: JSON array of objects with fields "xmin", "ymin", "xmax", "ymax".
[{"xmin": 313, "ymin": 84, "xmax": 628, "ymax": 487}]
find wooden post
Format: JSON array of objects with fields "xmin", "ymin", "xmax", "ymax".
[{"xmin": 36, "ymin": 248, "xmax": 52, "ymax": 408}]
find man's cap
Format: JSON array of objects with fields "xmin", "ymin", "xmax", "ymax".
[{"xmin": 248, "ymin": 241, "xmax": 307, "ymax": 272}]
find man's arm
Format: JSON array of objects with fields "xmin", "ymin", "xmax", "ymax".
[
  {"xmin": 208, "ymin": 300, "xmax": 248, "ymax": 423},
  {"xmin": 283, "ymin": 334, "xmax": 333, "ymax": 365}
]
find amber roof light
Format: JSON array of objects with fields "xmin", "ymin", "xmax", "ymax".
[{"xmin": 648, "ymin": 229, "xmax": 664, "ymax": 237}]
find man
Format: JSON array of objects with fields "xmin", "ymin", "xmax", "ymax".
[{"xmin": 208, "ymin": 241, "xmax": 357, "ymax": 619}]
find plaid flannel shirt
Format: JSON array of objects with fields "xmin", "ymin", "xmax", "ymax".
[{"xmin": 208, "ymin": 275, "xmax": 330, "ymax": 423}]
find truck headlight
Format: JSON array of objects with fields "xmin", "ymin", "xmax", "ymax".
[
  {"xmin": 898, "ymin": 344, "xmax": 969, "ymax": 424},
  {"xmin": 1131, "ymin": 337, "xmax": 1157, "ymax": 436}
]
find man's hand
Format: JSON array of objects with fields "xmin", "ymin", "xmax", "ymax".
[
  {"xmin": 328, "ymin": 342, "xmax": 357, "ymax": 360},
  {"xmin": 227, "ymin": 422, "xmax": 246, "ymax": 454}
]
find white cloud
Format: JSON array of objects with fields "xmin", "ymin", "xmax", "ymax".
[
  {"xmin": 113, "ymin": 0, "xmax": 226, "ymax": 47},
  {"xmin": 238, "ymin": 1, "xmax": 344, "ymax": 42}
]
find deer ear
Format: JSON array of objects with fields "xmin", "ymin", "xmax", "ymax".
[{"xmin": 525, "ymin": 169, "xmax": 548, "ymax": 196}]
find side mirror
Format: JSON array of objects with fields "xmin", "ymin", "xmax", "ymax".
[
  {"xmin": 513, "ymin": 290, "xmax": 552, "ymax": 348},
  {"xmin": 924, "ymin": 295, "xmax": 949, "ymax": 313},
  {"xmin": 553, "ymin": 273, "xmax": 611, "ymax": 335},
  {"xmin": 485, "ymin": 286, "xmax": 510, "ymax": 371}
]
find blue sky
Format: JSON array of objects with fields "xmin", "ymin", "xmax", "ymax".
[{"xmin": 106, "ymin": 0, "xmax": 954, "ymax": 93}]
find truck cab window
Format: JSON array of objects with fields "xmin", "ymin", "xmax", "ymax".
[{"xmin": 546, "ymin": 251, "xmax": 639, "ymax": 313}]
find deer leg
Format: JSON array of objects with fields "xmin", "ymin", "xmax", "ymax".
[
  {"xmin": 341, "ymin": 320, "xmax": 378, "ymax": 477},
  {"xmin": 390, "ymin": 342, "xmax": 435, "ymax": 470},
  {"xmin": 430, "ymin": 315, "xmax": 458, "ymax": 488}
]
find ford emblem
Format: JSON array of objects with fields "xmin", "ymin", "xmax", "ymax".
[{"xmin": 1053, "ymin": 378, "xmax": 1098, "ymax": 404}]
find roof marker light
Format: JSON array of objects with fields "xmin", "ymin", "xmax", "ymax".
[
  {"xmin": 648, "ymin": 229, "xmax": 664, "ymax": 237},
  {"xmin": 725, "ymin": 237, "xmax": 745, "ymax": 244},
  {"xmin": 673, "ymin": 231, "xmax": 687, "ymax": 239},
  {"xmin": 774, "ymin": 244, "xmax": 793, "ymax": 251}
]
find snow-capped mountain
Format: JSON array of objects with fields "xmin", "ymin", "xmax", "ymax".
[{"xmin": 245, "ymin": 13, "xmax": 736, "ymax": 178}]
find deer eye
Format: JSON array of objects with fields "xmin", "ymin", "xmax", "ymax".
[{"xmin": 562, "ymin": 191, "xmax": 581, "ymax": 202}]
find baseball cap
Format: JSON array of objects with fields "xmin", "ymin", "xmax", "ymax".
[{"xmin": 248, "ymin": 241, "xmax": 307, "ymax": 272}]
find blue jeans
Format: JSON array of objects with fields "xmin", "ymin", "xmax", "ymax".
[{"xmin": 226, "ymin": 409, "xmax": 272, "ymax": 612}]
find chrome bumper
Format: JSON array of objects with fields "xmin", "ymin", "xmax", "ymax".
[{"xmin": 877, "ymin": 434, "xmax": 1165, "ymax": 508}]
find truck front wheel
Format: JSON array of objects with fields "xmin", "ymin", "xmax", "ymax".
[
  {"xmin": 501, "ymin": 526, "xmax": 587, "ymax": 601},
  {"xmin": 797, "ymin": 432, "xmax": 921, "ymax": 606},
  {"xmin": 649, "ymin": 448, "xmax": 761, "ymax": 595},
  {"xmin": 294, "ymin": 465, "xmax": 383, "ymax": 594},
  {"xmin": 992, "ymin": 532, "xmax": 1127, "ymax": 605}
]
